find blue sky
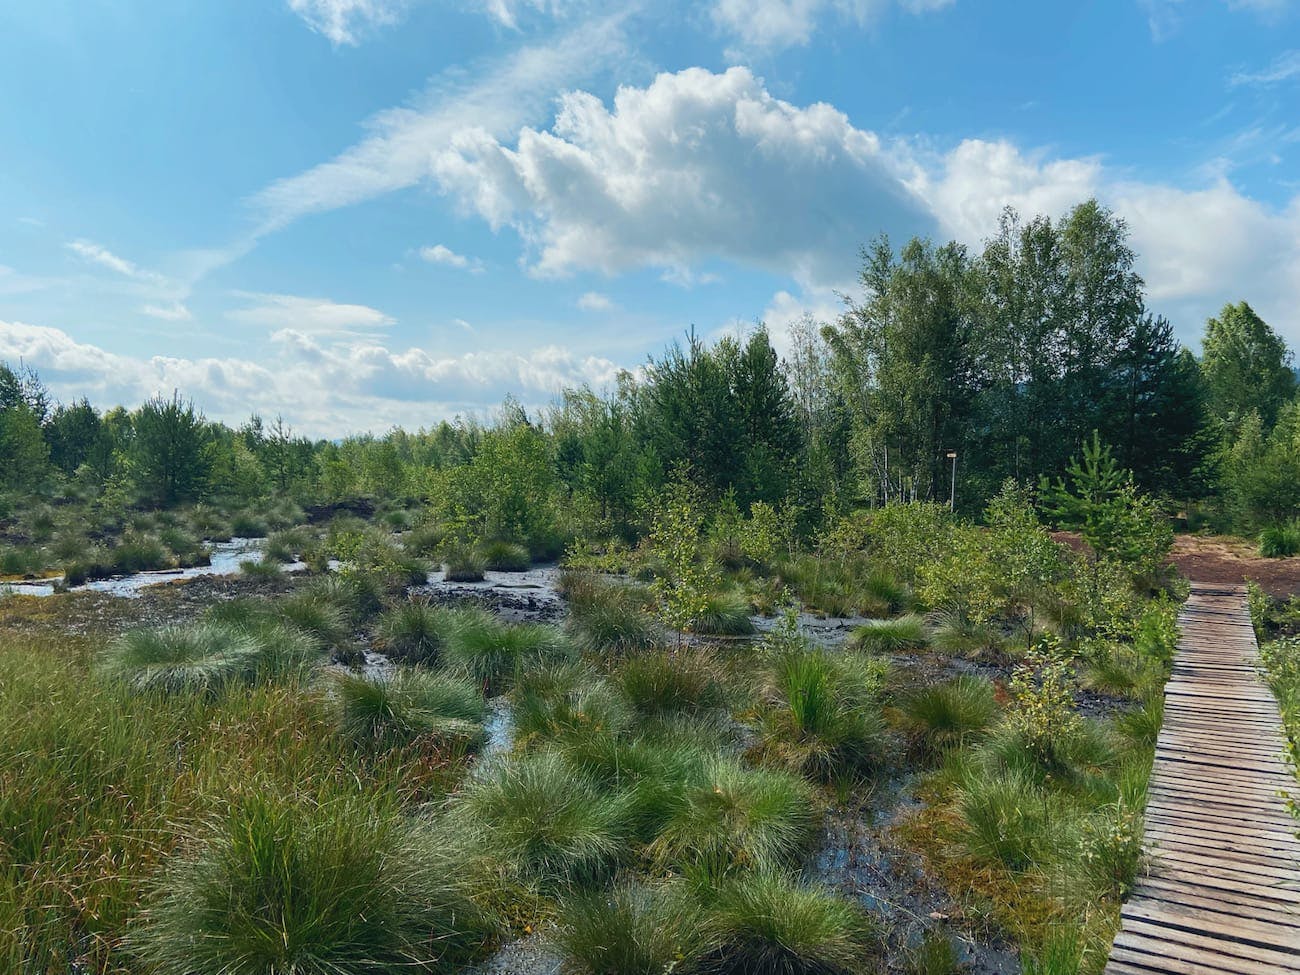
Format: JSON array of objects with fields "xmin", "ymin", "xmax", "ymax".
[{"xmin": 1, "ymin": 0, "xmax": 1297, "ymax": 435}]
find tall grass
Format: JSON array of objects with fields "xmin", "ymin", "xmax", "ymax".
[
  {"xmin": 379, "ymin": 600, "xmax": 454, "ymax": 665},
  {"xmin": 1260, "ymin": 522, "xmax": 1300, "ymax": 558},
  {"xmin": 131, "ymin": 791, "xmax": 493, "ymax": 975},
  {"xmin": 614, "ymin": 648, "xmax": 729, "ymax": 722},
  {"xmin": 847, "ymin": 614, "xmax": 927, "ymax": 653},
  {"xmin": 563, "ymin": 572, "xmax": 663, "ymax": 653},
  {"xmin": 896, "ymin": 675, "xmax": 997, "ymax": 755},
  {"xmin": 479, "ymin": 539, "xmax": 532, "ymax": 571},
  {"xmin": 553, "ymin": 881, "xmax": 708, "ymax": 975},
  {"xmin": 442, "ymin": 611, "xmax": 575, "ymax": 695},
  {"xmin": 691, "ymin": 587, "xmax": 756, "ymax": 636},
  {"xmin": 332, "ymin": 670, "xmax": 487, "ymax": 750}
]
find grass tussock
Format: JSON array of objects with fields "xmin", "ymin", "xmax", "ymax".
[
  {"xmin": 553, "ymin": 881, "xmax": 708, "ymax": 975},
  {"xmin": 131, "ymin": 791, "xmax": 493, "ymax": 975},
  {"xmin": 333, "ymin": 669, "xmax": 487, "ymax": 750},
  {"xmin": 442, "ymin": 610, "xmax": 575, "ymax": 695},
  {"xmin": 379, "ymin": 600, "xmax": 455, "ymax": 665},
  {"xmin": 614, "ymin": 648, "xmax": 729, "ymax": 722},
  {"xmin": 479, "ymin": 539, "xmax": 532, "ymax": 572},
  {"xmin": 563, "ymin": 572, "xmax": 663, "ymax": 653},
  {"xmin": 847, "ymin": 614, "xmax": 927, "ymax": 653},
  {"xmin": 896, "ymin": 675, "xmax": 998, "ymax": 755},
  {"xmin": 690, "ymin": 587, "xmax": 756, "ymax": 636}
]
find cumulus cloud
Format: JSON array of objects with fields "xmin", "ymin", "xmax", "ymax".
[
  {"xmin": 0, "ymin": 319, "xmax": 627, "ymax": 436},
  {"xmin": 710, "ymin": 0, "xmax": 955, "ymax": 53},
  {"xmin": 228, "ymin": 292, "xmax": 395, "ymax": 334},
  {"xmin": 419, "ymin": 243, "xmax": 484, "ymax": 272},
  {"xmin": 286, "ymin": 0, "xmax": 408, "ymax": 45},
  {"xmin": 434, "ymin": 66, "xmax": 934, "ymax": 287}
]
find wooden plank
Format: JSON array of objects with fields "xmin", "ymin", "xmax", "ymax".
[{"xmin": 1105, "ymin": 583, "xmax": 1300, "ymax": 975}]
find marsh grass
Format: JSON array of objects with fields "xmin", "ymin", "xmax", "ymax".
[
  {"xmin": 443, "ymin": 611, "xmax": 575, "ymax": 694},
  {"xmin": 306, "ymin": 572, "xmax": 385, "ymax": 623},
  {"xmin": 614, "ymin": 648, "xmax": 729, "ymax": 722},
  {"xmin": 1260, "ymin": 522, "xmax": 1300, "ymax": 558},
  {"xmin": 553, "ymin": 881, "xmax": 709, "ymax": 975},
  {"xmin": 847, "ymin": 614, "xmax": 927, "ymax": 653},
  {"xmin": 333, "ymin": 669, "xmax": 487, "ymax": 750},
  {"xmin": 756, "ymin": 646, "xmax": 888, "ymax": 780},
  {"xmin": 896, "ymin": 675, "xmax": 997, "ymax": 755},
  {"xmin": 702, "ymin": 870, "xmax": 874, "ymax": 975},
  {"xmin": 131, "ymin": 791, "xmax": 493, "ymax": 975},
  {"xmin": 276, "ymin": 592, "xmax": 351, "ymax": 650},
  {"xmin": 379, "ymin": 600, "xmax": 455, "ymax": 665},
  {"xmin": 456, "ymin": 751, "xmax": 631, "ymax": 889},
  {"xmin": 239, "ymin": 558, "xmax": 283, "ymax": 580},
  {"xmin": 691, "ymin": 587, "xmax": 756, "ymax": 636},
  {"xmin": 563, "ymin": 573, "xmax": 663, "ymax": 653},
  {"xmin": 650, "ymin": 757, "xmax": 817, "ymax": 878},
  {"xmin": 479, "ymin": 539, "xmax": 531, "ymax": 572},
  {"xmin": 444, "ymin": 544, "xmax": 487, "ymax": 582},
  {"xmin": 510, "ymin": 664, "xmax": 632, "ymax": 745},
  {"xmin": 99, "ymin": 623, "xmax": 264, "ymax": 695}
]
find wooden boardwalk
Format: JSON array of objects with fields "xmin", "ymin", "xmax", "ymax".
[{"xmin": 1105, "ymin": 582, "xmax": 1300, "ymax": 974}]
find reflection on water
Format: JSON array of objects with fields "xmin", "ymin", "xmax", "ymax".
[{"xmin": 1, "ymin": 538, "xmax": 304, "ymax": 599}]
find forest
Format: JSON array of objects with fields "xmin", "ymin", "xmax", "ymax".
[{"xmin": 2, "ymin": 199, "xmax": 1299, "ymax": 975}]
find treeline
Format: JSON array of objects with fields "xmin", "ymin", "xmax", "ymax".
[{"xmin": 1, "ymin": 199, "xmax": 1297, "ymax": 545}]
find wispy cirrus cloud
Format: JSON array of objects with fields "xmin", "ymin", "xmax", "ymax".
[
  {"xmin": 419, "ymin": 243, "xmax": 484, "ymax": 272},
  {"xmin": 1230, "ymin": 49, "xmax": 1300, "ymax": 88},
  {"xmin": 65, "ymin": 239, "xmax": 167, "ymax": 285},
  {"xmin": 286, "ymin": 0, "xmax": 409, "ymax": 45}
]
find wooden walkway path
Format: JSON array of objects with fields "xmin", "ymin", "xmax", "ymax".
[{"xmin": 1105, "ymin": 583, "xmax": 1300, "ymax": 974}]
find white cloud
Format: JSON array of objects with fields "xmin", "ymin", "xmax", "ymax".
[
  {"xmin": 141, "ymin": 302, "xmax": 193, "ymax": 322},
  {"xmin": 710, "ymin": 0, "xmax": 954, "ymax": 53},
  {"xmin": 1229, "ymin": 49, "xmax": 1300, "ymax": 87},
  {"xmin": 577, "ymin": 291, "xmax": 615, "ymax": 311},
  {"xmin": 419, "ymin": 243, "xmax": 484, "ymax": 272},
  {"xmin": 0, "ymin": 319, "xmax": 627, "ymax": 437},
  {"xmin": 435, "ymin": 66, "xmax": 933, "ymax": 288},
  {"xmin": 250, "ymin": 15, "xmax": 630, "ymax": 233},
  {"xmin": 65, "ymin": 239, "xmax": 167, "ymax": 285},
  {"xmin": 228, "ymin": 292, "xmax": 395, "ymax": 334},
  {"xmin": 286, "ymin": 0, "xmax": 408, "ymax": 45}
]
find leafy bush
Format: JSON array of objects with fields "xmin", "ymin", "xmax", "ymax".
[
  {"xmin": 333, "ymin": 670, "xmax": 486, "ymax": 750},
  {"xmin": 651, "ymin": 757, "xmax": 817, "ymax": 878},
  {"xmin": 847, "ymin": 614, "xmax": 926, "ymax": 653},
  {"xmin": 703, "ymin": 870, "xmax": 873, "ymax": 975},
  {"xmin": 553, "ymin": 881, "xmax": 708, "ymax": 975},
  {"xmin": 479, "ymin": 539, "xmax": 531, "ymax": 572},
  {"xmin": 132, "ymin": 792, "xmax": 492, "ymax": 975},
  {"xmin": 456, "ymin": 751, "xmax": 630, "ymax": 888},
  {"xmin": 756, "ymin": 646, "xmax": 887, "ymax": 780},
  {"xmin": 443, "ymin": 612, "xmax": 575, "ymax": 695},
  {"xmin": 896, "ymin": 675, "xmax": 997, "ymax": 754},
  {"xmin": 379, "ymin": 601, "xmax": 454, "ymax": 666},
  {"xmin": 1260, "ymin": 522, "xmax": 1300, "ymax": 558}
]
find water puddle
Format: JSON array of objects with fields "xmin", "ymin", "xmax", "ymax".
[{"xmin": 0, "ymin": 538, "xmax": 305, "ymax": 599}]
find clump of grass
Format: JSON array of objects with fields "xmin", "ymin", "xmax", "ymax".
[
  {"xmin": 651, "ymin": 757, "xmax": 817, "ymax": 878},
  {"xmin": 131, "ymin": 791, "xmax": 492, "ymax": 975},
  {"xmin": 248, "ymin": 621, "xmax": 327, "ymax": 686},
  {"xmin": 614, "ymin": 648, "xmax": 728, "ymax": 722},
  {"xmin": 403, "ymin": 521, "xmax": 446, "ymax": 558},
  {"xmin": 333, "ymin": 670, "xmax": 486, "ymax": 750},
  {"xmin": 276, "ymin": 592, "xmax": 351, "ymax": 650},
  {"xmin": 847, "ymin": 614, "xmax": 927, "ymax": 653},
  {"xmin": 954, "ymin": 764, "xmax": 1058, "ymax": 870},
  {"xmin": 927, "ymin": 606, "xmax": 1000, "ymax": 656},
  {"xmin": 379, "ymin": 600, "xmax": 454, "ymax": 666},
  {"xmin": 479, "ymin": 540, "xmax": 531, "ymax": 572},
  {"xmin": 703, "ymin": 870, "xmax": 874, "ymax": 975},
  {"xmin": 443, "ymin": 544, "xmax": 487, "ymax": 582},
  {"xmin": 756, "ymin": 646, "xmax": 887, "ymax": 781},
  {"xmin": 690, "ymin": 587, "xmax": 756, "ymax": 636},
  {"xmin": 456, "ymin": 751, "xmax": 630, "ymax": 889},
  {"xmin": 1082, "ymin": 644, "xmax": 1161, "ymax": 699},
  {"xmin": 443, "ymin": 612, "xmax": 575, "ymax": 695},
  {"xmin": 1260, "ymin": 522, "xmax": 1300, "ymax": 558},
  {"xmin": 906, "ymin": 929, "xmax": 960, "ymax": 975},
  {"xmin": 239, "ymin": 558, "xmax": 283, "ymax": 580},
  {"xmin": 511, "ymin": 665, "xmax": 632, "ymax": 745},
  {"xmin": 863, "ymin": 567, "xmax": 912, "ymax": 614},
  {"xmin": 896, "ymin": 675, "xmax": 997, "ymax": 755},
  {"xmin": 552, "ymin": 881, "xmax": 709, "ymax": 975},
  {"xmin": 563, "ymin": 573, "xmax": 663, "ymax": 654},
  {"xmin": 263, "ymin": 527, "xmax": 310, "ymax": 563},
  {"xmin": 230, "ymin": 510, "xmax": 269, "ymax": 538},
  {"xmin": 306, "ymin": 572, "xmax": 385, "ymax": 623},
  {"xmin": 99, "ymin": 623, "xmax": 262, "ymax": 695}
]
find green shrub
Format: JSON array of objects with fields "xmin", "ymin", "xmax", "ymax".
[
  {"xmin": 443, "ymin": 613, "xmax": 575, "ymax": 695},
  {"xmin": 1260, "ymin": 522, "xmax": 1300, "ymax": 558},
  {"xmin": 703, "ymin": 870, "xmax": 873, "ymax": 975},
  {"xmin": 99, "ymin": 623, "xmax": 263, "ymax": 695},
  {"xmin": 614, "ymin": 648, "xmax": 728, "ymax": 722},
  {"xmin": 456, "ymin": 751, "xmax": 630, "ymax": 888},
  {"xmin": 479, "ymin": 540, "xmax": 531, "ymax": 572},
  {"xmin": 333, "ymin": 670, "xmax": 486, "ymax": 750},
  {"xmin": 896, "ymin": 675, "xmax": 997, "ymax": 754},
  {"xmin": 379, "ymin": 601, "xmax": 454, "ymax": 666},
  {"xmin": 131, "ymin": 792, "xmax": 492, "ymax": 975},
  {"xmin": 691, "ymin": 587, "xmax": 756, "ymax": 636},
  {"xmin": 757, "ymin": 647, "xmax": 887, "ymax": 780},
  {"xmin": 565, "ymin": 576, "xmax": 663, "ymax": 654},
  {"xmin": 651, "ymin": 757, "xmax": 817, "ymax": 878},
  {"xmin": 553, "ymin": 881, "xmax": 709, "ymax": 975},
  {"xmin": 847, "ymin": 614, "xmax": 927, "ymax": 653}
]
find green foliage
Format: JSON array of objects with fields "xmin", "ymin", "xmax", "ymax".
[
  {"xmin": 847, "ymin": 614, "xmax": 926, "ymax": 653},
  {"xmin": 479, "ymin": 539, "xmax": 532, "ymax": 571},
  {"xmin": 442, "ymin": 611, "xmax": 576, "ymax": 694},
  {"xmin": 1005, "ymin": 642, "xmax": 1082, "ymax": 768},
  {"xmin": 131, "ymin": 791, "xmax": 491, "ymax": 975},
  {"xmin": 563, "ymin": 572, "xmax": 663, "ymax": 653},
  {"xmin": 510, "ymin": 665, "xmax": 632, "ymax": 745},
  {"xmin": 614, "ymin": 648, "xmax": 729, "ymax": 722},
  {"xmin": 1200, "ymin": 300, "xmax": 1297, "ymax": 430},
  {"xmin": 130, "ymin": 393, "xmax": 211, "ymax": 506},
  {"xmin": 692, "ymin": 586, "xmax": 756, "ymax": 635},
  {"xmin": 332, "ymin": 670, "xmax": 487, "ymax": 750},
  {"xmin": 443, "ymin": 542, "xmax": 487, "ymax": 582},
  {"xmin": 1260, "ymin": 521, "xmax": 1300, "ymax": 558},
  {"xmin": 100, "ymin": 623, "xmax": 261, "ymax": 695},
  {"xmin": 1222, "ymin": 405, "xmax": 1300, "ymax": 530},
  {"xmin": 956, "ymin": 764, "xmax": 1059, "ymax": 870},
  {"xmin": 379, "ymin": 600, "xmax": 453, "ymax": 665}
]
